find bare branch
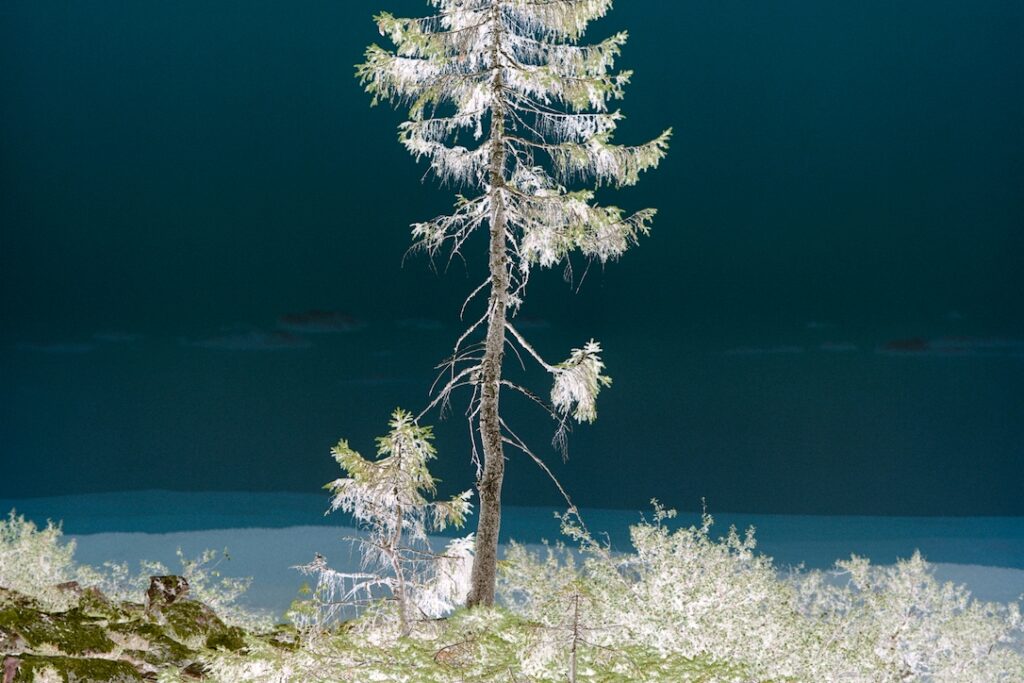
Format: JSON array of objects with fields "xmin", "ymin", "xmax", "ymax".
[
  {"xmin": 461, "ymin": 276, "xmax": 492, "ymax": 320},
  {"xmin": 499, "ymin": 417, "xmax": 586, "ymax": 538},
  {"xmin": 417, "ymin": 364, "xmax": 481, "ymax": 423},
  {"xmin": 506, "ymin": 321, "xmax": 558, "ymax": 372},
  {"xmin": 505, "ymin": 336, "xmax": 527, "ymax": 372},
  {"xmin": 499, "ymin": 379, "xmax": 559, "ymax": 421}
]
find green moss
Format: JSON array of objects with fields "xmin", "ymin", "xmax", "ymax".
[
  {"xmin": 0, "ymin": 605, "xmax": 114, "ymax": 655},
  {"xmin": 0, "ymin": 584, "xmax": 261, "ymax": 680},
  {"xmin": 160, "ymin": 599, "xmax": 222, "ymax": 641},
  {"xmin": 0, "ymin": 582, "xmax": 257, "ymax": 680},
  {"xmin": 13, "ymin": 654, "xmax": 144, "ymax": 682},
  {"xmin": 205, "ymin": 625, "xmax": 246, "ymax": 651},
  {"xmin": 158, "ymin": 598, "xmax": 246, "ymax": 652}
]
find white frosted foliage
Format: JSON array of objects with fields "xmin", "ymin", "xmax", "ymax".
[
  {"xmin": 195, "ymin": 507, "xmax": 1024, "ymax": 681},
  {"xmin": 358, "ymin": 3, "xmax": 670, "ymax": 436},
  {"xmin": 551, "ymin": 340, "xmax": 611, "ymax": 424}
]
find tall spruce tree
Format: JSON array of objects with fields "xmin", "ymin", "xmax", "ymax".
[{"xmin": 358, "ymin": 0, "xmax": 669, "ymax": 606}]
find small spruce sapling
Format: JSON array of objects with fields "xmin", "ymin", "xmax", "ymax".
[{"xmin": 296, "ymin": 409, "xmax": 473, "ymax": 637}]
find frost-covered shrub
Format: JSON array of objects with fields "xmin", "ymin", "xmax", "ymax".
[
  {"xmin": 501, "ymin": 505, "xmax": 828, "ymax": 680},
  {"xmin": 197, "ymin": 500, "xmax": 1024, "ymax": 681},
  {"xmin": 0, "ymin": 511, "xmax": 78, "ymax": 609},
  {"xmin": 793, "ymin": 553, "xmax": 1024, "ymax": 682},
  {"xmin": 498, "ymin": 503, "xmax": 1024, "ymax": 683}
]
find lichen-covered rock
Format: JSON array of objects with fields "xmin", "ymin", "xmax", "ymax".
[
  {"xmin": 73, "ymin": 588, "xmax": 121, "ymax": 620},
  {"xmin": 259, "ymin": 624, "xmax": 300, "ymax": 651},
  {"xmin": 0, "ymin": 588, "xmax": 40, "ymax": 612},
  {"xmin": 158, "ymin": 599, "xmax": 217, "ymax": 643}
]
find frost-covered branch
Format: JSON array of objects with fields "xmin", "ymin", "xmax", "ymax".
[{"xmin": 551, "ymin": 340, "xmax": 611, "ymax": 423}]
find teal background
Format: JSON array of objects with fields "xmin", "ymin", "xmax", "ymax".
[{"xmin": 1, "ymin": 1, "xmax": 1021, "ymax": 514}]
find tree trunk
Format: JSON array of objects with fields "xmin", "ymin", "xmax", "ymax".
[
  {"xmin": 466, "ymin": 183, "xmax": 508, "ymax": 607},
  {"xmin": 467, "ymin": 10, "xmax": 508, "ymax": 607},
  {"xmin": 466, "ymin": 258, "xmax": 506, "ymax": 606},
  {"xmin": 390, "ymin": 500, "xmax": 409, "ymax": 635}
]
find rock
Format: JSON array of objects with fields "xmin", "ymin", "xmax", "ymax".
[
  {"xmin": 74, "ymin": 587, "xmax": 120, "ymax": 619},
  {"xmin": 145, "ymin": 576, "xmax": 189, "ymax": 613},
  {"xmin": 0, "ymin": 588, "xmax": 39, "ymax": 612},
  {"xmin": 180, "ymin": 661, "xmax": 208, "ymax": 680},
  {"xmin": 107, "ymin": 621, "xmax": 197, "ymax": 668},
  {"xmin": 3, "ymin": 656, "xmax": 20, "ymax": 683}
]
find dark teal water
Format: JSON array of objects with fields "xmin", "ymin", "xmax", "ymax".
[{"xmin": 1, "ymin": 1, "xmax": 1022, "ymax": 514}]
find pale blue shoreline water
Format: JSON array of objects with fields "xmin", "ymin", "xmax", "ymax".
[
  {"xmin": 4, "ymin": 490, "xmax": 1022, "ymax": 569},
  {"xmin": 4, "ymin": 491, "xmax": 1022, "ymax": 616}
]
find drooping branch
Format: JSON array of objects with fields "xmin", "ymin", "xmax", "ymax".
[
  {"xmin": 551, "ymin": 340, "xmax": 611, "ymax": 423},
  {"xmin": 499, "ymin": 417, "xmax": 588, "ymax": 539},
  {"xmin": 500, "ymin": 379, "xmax": 561, "ymax": 423},
  {"xmin": 460, "ymin": 276, "xmax": 492, "ymax": 319},
  {"xmin": 418, "ymin": 365, "xmax": 482, "ymax": 422}
]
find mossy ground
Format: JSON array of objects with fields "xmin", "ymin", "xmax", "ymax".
[
  {"xmin": 0, "ymin": 603, "xmax": 114, "ymax": 656},
  {"xmin": 160, "ymin": 598, "xmax": 246, "ymax": 651},
  {"xmin": 1, "ymin": 582, "xmax": 254, "ymax": 682},
  {"xmin": 10, "ymin": 655, "xmax": 145, "ymax": 683}
]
